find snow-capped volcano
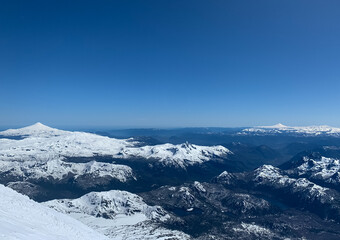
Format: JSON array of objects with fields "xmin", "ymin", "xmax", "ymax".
[
  {"xmin": 0, "ymin": 123, "xmax": 137, "ymax": 184},
  {"xmin": 0, "ymin": 122, "xmax": 136, "ymax": 161},
  {"xmin": 239, "ymin": 123, "xmax": 340, "ymax": 136},
  {"xmin": 0, "ymin": 122, "xmax": 68, "ymax": 137}
]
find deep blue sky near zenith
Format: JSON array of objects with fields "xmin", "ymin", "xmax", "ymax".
[{"xmin": 1, "ymin": 0, "xmax": 340, "ymax": 128}]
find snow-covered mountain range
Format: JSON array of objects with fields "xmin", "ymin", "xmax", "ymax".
[
  {"xmin": 239, "ymin": 123, "xmax": 340, "ymax": 136},
  {"xmin": 217, "ymin": 163, "xmax": 337, "ymax": 203},
  {"xmin": 3, "ymin": 122, "xmax": 340, "ymax": 239},
  {"xmin": 283, "ymin": 154, "xmax": 340, "ymax": 189},
  {"xmin": 0, "ymin": 123, "xmax": 231, "ymax": 192},
  {"xmin": 253, "ymin": 165, "xmax": 333, "ymax": 201},
  {"xmin": 0, "ymin": 123, "xmax": 230, "ymax": 167}
]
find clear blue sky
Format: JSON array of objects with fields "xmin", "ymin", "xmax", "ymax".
[{"xmin": 1, "ymin": 0, "xmax": 340, "ymax": 128}]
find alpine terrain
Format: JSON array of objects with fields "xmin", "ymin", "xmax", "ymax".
[{"xmin": 2, "ymin": 123, "xmax": 340, "ymax": 239}]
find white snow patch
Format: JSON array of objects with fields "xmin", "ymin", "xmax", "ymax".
[
  {"xmin": 233, "ymin": 222, "xmax": 274, "ymax": 238},
  {"xmin": 194, "ymin": 181, "xmax": 206, "ymax": 192}
]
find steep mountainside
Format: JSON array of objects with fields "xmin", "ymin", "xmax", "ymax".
[
  {"xmin": 280, "ymin": 149, "xmax": 340, "ymax": 191},
  {"xmin": 0, "ymin": 184, "xmax": 108, "ymax": 240}
]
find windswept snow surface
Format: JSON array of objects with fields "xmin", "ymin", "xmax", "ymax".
[
  {"xmin": 44, "ymin": 190, "xmax": 190, "ymax": 240},
  {"xmin": 0, "ymin": 184, "xmax": 108, "ymax": 240},
  {"xmin": 240, "ymin": 123, "xmax": 340, "ymax": 136},
  {"xmin": 0, "ymin": 123, "xmax": 230, "ymax": 171}
]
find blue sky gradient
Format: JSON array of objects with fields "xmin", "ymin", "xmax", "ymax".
[{"xmin": 1, "ymin": 0, "xmax": 340, "ymax": 128}]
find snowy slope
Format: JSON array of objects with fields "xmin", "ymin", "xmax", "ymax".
[
  {"xmin": 239, "ymin": 123, "xmax": 340, "ymax": 136},
  {"xmin": 0, "ymin": 123, "xmax": 230, "ymax": 169},
  {"xmin": 216, "ymin": 170, "xmax": 237, "ymax": 185},
  {"xmin": 121, "ymin": 142, "xmax": 230, "ymax": 168},
  {"xmin": 253, "ymin": 165, "xmax": 333, "ymax": 201},
  {"xmin": 0, "ymin": 158, "xmax": 134, "ymax": 182},
  {"xmin": 0, "ymin": 184, "xmax": 108, "ymax": 240},
  {"xmin": 0, "ymin": 123, "xmax": 137, "ymax": 162},
  {"xmin": 0, "ymin": 124, "xmax": 137, "ymax": 182},
  {"xmin": 43, "ymin": 190, "xmax": 190, "ymax": 240},
  {"xmin": 0, "ymin": 122, "xmax": 69, "ymax": 137},
  {"xmin": 44, "ymin": 190, "xmax": 170, "ymax": 221},
  {"xmin": 285, "ymin": 156, "xmax": 340, "ymax": 187}
]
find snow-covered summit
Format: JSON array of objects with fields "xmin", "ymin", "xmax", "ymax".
[
  {"xmin": 0, "ymin": 184, "xmax": 108, "ymax": 240},
  {"xmin": 0, "ymin": 122, "xmax": 68, "ymax": 137},
  {"xmin": 44, "ymin": 190, "xmax": 169, "ymax": 222},
  {"xmin": 258, "ymin": 123, "xmax": 288, "ymax": 129},
  {"xmin": 216, "ymin": 170, "xmax": 236, "ymax": 185},
  {"xmin": 253, "ymin": 164, "xmax": 332, "ymax": 200},
  {"xmin": 121, "ymin": 142, "xmax": 231, "ymax": 168},
  {"xmin": 240, "ymin": 124, "xmax": 340, "ymax": 137},
  {"xmin": 285, "ymin": 156, "xmax": 340, "ymax": 187}
]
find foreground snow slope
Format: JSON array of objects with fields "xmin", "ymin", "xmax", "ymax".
[
  {"xmin": 0, "ymin": 184, "xmax": 108, "ymax": 240},
  {"xmin": 240, "ymin": 123, "xmax": 340, "ymax": 136},
  {"xmin": 44, "ymin": 190, "xmax": 191, "ymax": 240},
  {"xmin": 0, "ymin": 123, "xmax": 230, "ymax": 169}
]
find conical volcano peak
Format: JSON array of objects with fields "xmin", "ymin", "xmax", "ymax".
[
  {"xmin": 271, "ymin": 123, "xmax": 287, "ymax": 128},
  {"xmin": 256, "ymin": 123, "xmax": 288, "ymax": 129},
  {"xmin": 0, "ymin": 122, "xmax": 65, "ymax": 137},
  {"xmin": 26, "ymin": 122, "xmax": 53, "ymax": 130},
  {"xmin": 25, "ymin": 122, "xmax": 52, "ymax": 130}
]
